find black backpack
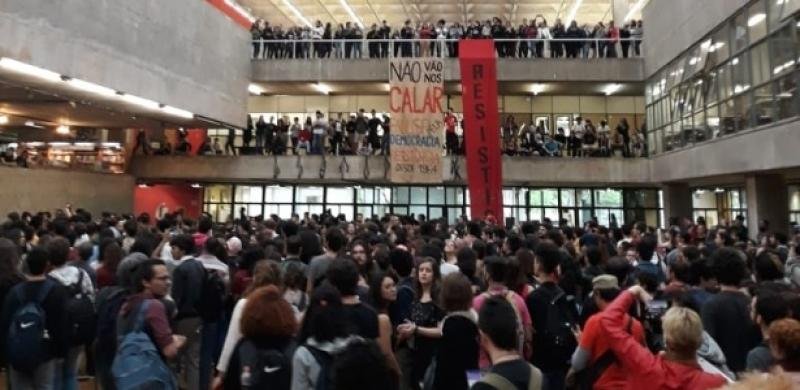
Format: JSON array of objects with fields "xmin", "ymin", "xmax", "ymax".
[
  {"xmin": 95, "ymin": 286, "xmax": 129, "ymax": 361},
  {"xmin": 583, "ymin": 131, "xmax": 597, "ymax": 145},
  {"xmin": 65, "ymin": 270, "xmax": 97, "ymax": 345},
  {"xmin": 542, "ymin": 289, "xmax": 578, "ymax": 369},
  {"xmin": 5, "ymin": 280, "xmax": 55, "ymax": 373},
  {"xmin": 574, "ymin": 317, "xmax": 633, "ymax": 390},
  {"xmin": 236, "ymin": 339, "xmax": 292, "ymax": 390},
  {"xmin": 198, "ymin": 267, "xmax": 227, "ymax": 322},
  {"xmin": 306, "ymin": 345, "xmax": 338, "ymax": 390}
]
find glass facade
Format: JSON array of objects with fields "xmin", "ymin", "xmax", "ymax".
[
  {"xmin": 691, "ymin": 188, "xmax": 748, "ymax": 226},
  {"xmin": 202, "ymin": 184, "xmax": 663, "ymax": 227},
  {"xmin": 790, "ymin": 185, "xmax": 800, "ymax": 224},
  {"xmin": 646, "ymin": 0, "xmax": 800, "ymax": 155}
]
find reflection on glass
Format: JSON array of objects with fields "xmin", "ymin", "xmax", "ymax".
[
  {"xmin": 235, "ymin": 186, "xmax": 263, "ymax": 203},
  {"xmin": 429, "ymin": 187, "xmax": 445, "ymax": 204},
  {"xmin": 265, "ymin": 185, "xmax": 292, "ymax": 203},
  {"xmin": 410, "ymin": 187, "xmax": 427, "ymax": 204},
  {"xmin": 295, "ymin": 186, "xmax": 324, "ymax": 203},
  {"xmin": 326, "ymin": 187, "xmax": 354, "ymax": 203}
]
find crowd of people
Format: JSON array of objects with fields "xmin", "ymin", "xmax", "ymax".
[
  {"xmin": 249, "ymin": 17, "xmax": 644, "ymax": 60},
  {"xmin": 1, "ymin": 203, "xmax": 800, "ymax": 389}
]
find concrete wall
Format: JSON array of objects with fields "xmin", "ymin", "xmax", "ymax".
[
  {"xmin": 0, "ymin": 0, "xmax": 250, "ymax": 126},
  {"xmin": 0, "ymin": 166, "xmax": 135, "ymax": 217},
  {"xmin": 252, "ymin": 58, "xmax": 645, "ymax": 83},
  {"xmin": 650, "ymin": 119, "xmax": 800, "ymax": 183},
  {"xmin": 643, "ymin": 0, "xmax": 748, "ymax": 77},
  {"xmin": 129, "ymin": 155, "xmax": 653, "ymax": 186}
]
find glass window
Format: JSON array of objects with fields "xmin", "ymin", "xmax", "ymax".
[
  {"xmin": 775, "ymin": 73, "xmax": 799, "ymax": 119},
  {"xmin": 771, "ymin": 24, "xmax": 796, "ymax": 78},
  {"xmin": 693, "ymin": 190, "xmax": 718, "ymax": 209},
  {"xmin": 429, "ymin": 187, "xmax": 445, "ymax": 204},
  {"xmin": 410, "ymin": 206, "xmax": 427, "ymax": 218},
  {"xmin": 295, "ymin": 186, "xmax": 324, "ymax": 203},
  {"xmin": 750, "ymin": 41, "xmax": 771, "ymax": 86},
  {"xmin": 625, "ymin": 189, "xmax": 660, "ymax": 208},
  {"xmin": 790, "ymin": 185, "xmax": 800, "ymax": 212},
  {"xmin": 594, "ymin": 189, "xmax": 623, "ymax": 207},
  {"xmin": 578, "ymin": 189, "xmax": 593, "ymax": 207},
  {"xmin": 356, "ymin": 187, "xmax": 375, "ymax": 204},
  {"xmin": 326, "ymin": 187, "xmax": 353, "ymax": 203},
  {"xmin": 410, "ymin": 187, "xmax": 427, "ymax": 204},
  {"xmin": 234, "ymin": 186, "xmax": 263, "ymax": 203},
  {"xmin": 748, "ymin": 0, "xmax": 768, "ymax": 42},
  {"xmin": 542, "ymin": 189, "xmax": 558, "ymax": 206},
  {"xmin": 561, "ymin": 189, "xmax": 575, "ymax": 207},
  {"xmin": 754, "ymin": 83, "xmax": 776, "ymax": 125},
  {"xmin": 707, "ymin": 26, "xmax": 731, "ymax": 68},
  {"xmin": 770, "ymin": 0, "xmax": 787, "ymax": 29},
  {"xmin": 375, "ymin": 187, "xmax": 392, "ymax": 204},
  {"xmin": 733, "ymin": 13, "xmax": 749, "ymax": 53},
  {"xmin": 205, "ymin": 204, "xmax": 232, "ymax": 223},
  {"xmin": 236, "ymin": 203, "xmax": 263, "ymax": 218},
  {"xmin": 445, "ymin": 187, "xmax": 463, "ymax": 204},
  {"xmin": 705, "ymin": 70, "xmax": 720, "ymax": 104},
  {"xmin": 730, "ymin": 54, "xmax": 751, "ymax": 95},
  {"xmin": 265, "ymin": 185, "xmax": 292, "ymax": 203},
  {"xmin": 706, "ymin": 104, "xmax": 720, "ymax": 138},
  {"xmin": 264, "ymin": 204, "xmax": 293, "ymax": 219},
  {"xmin": 393, "ymin": 187, "xmax": 409, "ymax": 204},
  {"xmin": 718, "ymin": 65, "xmax": 732, "ymax": 100},
  {"xmin": 204, "ymin": 185, "xmax": 232, "ymax": 203}
]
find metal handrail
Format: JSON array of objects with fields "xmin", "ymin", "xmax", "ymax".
[{"xmin": 250, "ymin": 37, "xmax": 643, "ymax": 59}]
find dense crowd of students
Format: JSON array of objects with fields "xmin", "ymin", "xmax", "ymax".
[
  {"xmin": 2, "ymin": 204, "xmax": 799, "ymax": 390},
  {"xmin": 249, "ymin": 17, "xmax": 644, "ymax": 59}
]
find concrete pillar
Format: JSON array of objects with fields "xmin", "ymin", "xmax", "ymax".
[
  {"xmin": 662, "ymin": 183, "xmax": 692, "ymax": 224},
  {"xmin": 612, "ymin": 0, "xmax": 630, "ymax": 24},
  {"xmin": 746, "ymin": 174, "xmax": 789, "ymax": 239}
]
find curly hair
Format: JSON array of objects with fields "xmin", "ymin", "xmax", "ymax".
[
  {"xmin": 240, "ymin": 285, "xmax": 297, "ymax": 340},
  {"xmin": 769, "ymin": 318, "xmax": 800, "ymax": 363}
]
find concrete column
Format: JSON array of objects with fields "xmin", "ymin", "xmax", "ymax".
[
  {"xmin": 612, "ymin": 0, "xmax": 631, "ymax": 24},
  {"xmin": 746, "ymin": 174, "xmax": 790, "ymax": 239},
  {"xmin": 662, "ymin": 183, "xmax": 693, "ymax": 224}
]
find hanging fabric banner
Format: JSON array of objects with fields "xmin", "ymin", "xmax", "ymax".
[
  {"xmin": 388, "ymin": 58, "xmax": 444, "ymax": 183},
  {"xmin": 458, "ymin": 39, "xmax": 503, "ymax": 221}
]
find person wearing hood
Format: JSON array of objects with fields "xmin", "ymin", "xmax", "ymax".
[
  {"xmin": 598, "ymin": 285, "xmax": 726, "ymax": 390},
  {"xmin": 292, "ymin": 284, "xmax": 361, "ymax": 390}
]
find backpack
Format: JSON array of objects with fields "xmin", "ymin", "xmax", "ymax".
[
  {"xmin": 199, "ymin": 267, "xmax": 227, "ymax": 322},
  {"xmin": 541, "ymin": 288, "xmax": 578, "ymax": 369},
  {"xmin": 478, "ymin": 363, "xmax": 542, "ymax": 390},
  {"xmin": 95, "ymin": 286, "xmax": 129, "ymax": 362},
  {"xmin": 574, "ymin": 317, "xmax": 633, "ymax": 390},
  {"xmin": 235, "ymin": 339, "xmax": 292, "ymax": 390},
  {"xmin": 484, "ymin": 291, "xmax": 527, "ymax": 357},
  {"xmin": 306, "ymin": 343, "xmax": 346, "ymax": 390},
  {"xmin": 65, "ymin": 270, "xmax": 97, "ymax": 345},
  {"xmin": 112, "ymin": 300, "xmax": 176, "ymax": 390},
  {"xmin": 5, "ymin": 280, "xmax": 55, "ymax": 373},
  {"xmin": 583, "ymin": 131, "xmax": 597, "ymax": 145}
]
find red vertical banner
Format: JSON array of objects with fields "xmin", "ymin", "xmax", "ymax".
[{"xmin": 459, "ymin": 39, "xmax": 503, "ymax": 221}]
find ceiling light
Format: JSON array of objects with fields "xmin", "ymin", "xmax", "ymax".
[
  {"xmin": 56, "ymin": 125, "xmax": 70, "ymax": 134},
  {"xmin": 731, "ymin": 57, "xmax": 740, "ymax": 66},
  {"xmin": 689, "ymin": 57, "xmax": 701, "ymax": 66},
  {"xmin": 248, "ymin": 83, "xmax": 265, "ymax": 95},
  {"xmin": 695, "ymin": 189, "xmax": 706, "ymax": 195},
  {"xmin": 138, "ymin": 183, "xmax": 150, "ymax": 188},
  {"xmin": 700, "ymin": 39, "xmax": 712, "ymax": 52},
  {"xmin": 339, "ymin": 0, "xmax": 364, "ymax": 28},
  {"xmin": 161, "ymin": 105, "xmax": 194, "ymax": 119},
  {"xmin": 530, "ymin": 84, "xmax": 546, "ymax": 95},
  {"xmin": 191, "ymin": 183, "xmax": 202, "ymax": 189},
  {"xmin": 102, "ymin": 142, "xmax": 121, "ymax": 149},
  {"xmin": 624, "ymin": 0, "xmax": 647, "ymax": 21},
  {"xmin": 49, "ymin": 142, "xmax": 70, "ymax": 147},
  {"xmin": 603, "ymin": 84, "xmax": 622, "ymax": 96},
  {"xmin": 714, "ymin": 187, "xmax": 725, "ymax": 193},
  {"xmin": 281, "ymin": 0, "xmax": 313, "ymax": 28},
  {"xmin": 748, "ymin": 13, "xmax": 766, "ymax": 27},
  {"xmin": 223, "ymin": 0, "xmax": 256, "ymax": 23},
  {"xmin": 313, "ymin": 83, "xmax": 332, "ymax": 95},
  {"xmin": 565, "ymin": 0, "xmax": 583, "ymax": 25},
  {"xmin": 0, "ymin": 115, "xmax": 8, "ymax": 125},
  {"xmin": 0, "ymin": 57, "xmax": 61, "ymax": 82},
  {"xmin": 64, "ymin": 77, "xmax": 116, "ymax": 97},
  {"xmin": 24, "ymin": 120, "xmax": 43, "ymax": 128},
  {"xmin": 120, "ymin": 93, "xmax": 159, "ymax": 110}
]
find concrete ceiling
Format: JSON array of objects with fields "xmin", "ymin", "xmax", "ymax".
[{"xmin": 238, "ymin": 0, "xmax": 643, "ymax": 29}]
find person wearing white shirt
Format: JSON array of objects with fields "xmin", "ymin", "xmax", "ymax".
[
  {"xmin": 570, "ymin": 117, "xmax": 585, "ymax": 157},
  {"xmin": 536, "ymin": 19, "xmax": 552, "ymax": 58}
]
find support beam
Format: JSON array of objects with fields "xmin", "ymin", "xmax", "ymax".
[
  {"xmin": 746, "ymin": 174, "xmax": 790, "ymax": 239},
  {"xmin": 662, "ymin": 183, "xmax": 692, "ymax": 225},
  {"xmin": 313, "ymin": 0, "xmax": 340, "ymax": 24}
]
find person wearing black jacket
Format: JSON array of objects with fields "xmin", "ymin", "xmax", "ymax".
[
  {"xmin": 565, "ymin": 21, "xmax": 584, "ymax": 58},
  {"xmin": 620, "ymin": 22, "xmax": 632, "ymax": 58},
  {"xmin": 551, "ymin": 20, "xmax": 566, "ymax": 58},
  {"xmin": 379, "ymin": 20, "xmax": 391, "ymax": 58},
  {"xmin": 1, "ymin": 246, "xmax": 70, "ymax": 390},
  {"xmin": 170, "ymin": 234, "xmax": 206, "ymax": 390},
  {"xmin": 255, "ymin": 115, "xmax": 267, "ymax": 152}
]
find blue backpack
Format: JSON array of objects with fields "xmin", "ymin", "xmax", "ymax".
[
  {"xmin": 112, "ymin": 300, "xmax": 176, "ymax": 390},
  {"xmin": 5, "ymin": 280, "xmax": 55, "ymax": 373}
]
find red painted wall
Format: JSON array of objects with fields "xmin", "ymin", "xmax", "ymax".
[
  {"xmin": 134, "ymin": 184, "xmax": 203, "ymax": 221},
  {"xmin": 206, "ymin": 0, "xmax": 253, "ymax": 29},
  {"xmin": 187, "ymin": 129, "xmax": 208, "ymax": 156}
]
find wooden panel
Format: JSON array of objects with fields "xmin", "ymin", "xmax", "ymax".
[
  {"xmin": 304, "ymin": 96, "xmax": 330, "ymax": 114},
  {"xmin": 276, "ymin": 96, "xmax": 305, "ymax": 112},
  {"xmin": 634, "ymin": 96, "xmax": 646, "ymax": 114},
  {"xmin": 247, "ymin": 96, "xmax": 277, "ymax": 113},
  {"xmin": 579, "ymin": 96, "xmax": 606, "ymax": 114},
  {"xmin": 532, "ymin": 96, "xmax": 553, "ymax": 113},
  {"xmin": 607, "ymin": 96, "xmax": 637, "ymax": 114},
  {"xmin": 329, "ymin": 95, "xmax": 355, "ymax": 113},
  {"xmin": 357, "ymin": 95, "xmax": 390, "ymax": 112},
  {"xmin": 504, "ymin": 96, "xmax": 533, "ymax": 113},
  {"xmin": 552, "ymin": 96, "xmax": 580, "ymax": 112}
]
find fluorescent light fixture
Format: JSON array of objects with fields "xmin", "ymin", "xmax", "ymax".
[
  {"xmin": 689, "ymin": 57, "xmax": 701, "ymax": 66},
  {"xmin": 248, "ymin": 83, "xmax": 265, "ymax": 95},
  {"xmin": 731, "ymin": 57, "xmax": 740, "ymax": 66},
  {"xmin": 565, "ymin": 0, "xmax": 583, "ymax": 25},
  {"xmin": 191, "ymin": 183, "xmax": 202, "ymax": 189},
  {"xmin": 313, "ymin": 83, "xmax": 332, "ymax": 95},
  {"xmin": 138, "ymin": 183, "xmax": 150, "ymax": 188},
  {"xmin": 8, "ymin": 143, "xmax": 17, "ymax": 148},
  {"xmin": 339, "ymin": 0, "xmax": 364, "ymax": 28},
  {"xmin": 382, "ymin": 83, "xmax": 391, "ymax": 92},
  {"xmin": 748, "ymin": 13, "xmax": 766, "ymax": 27},
  {"xmin": 24, "ymin": 120, "xmax": 41, "ymax": 128},
  {"xmin": 102, "ymin": 142, "xmax": 121, "ymax": 148},
  {"xmin": 0, "ymin": 57, "xmax": 61, "ymax": 82},
  {"xmin": 65, "ymin": 77, "xmax": 116, "ymax": 97},
  {"xmin": 0, "ymin": 115, "xmax": 8, "ymax": 125},
  {"xmin": 624, "ymin": 0, "xmax": 646, "ymax": 21},
  {"xmin": 73, "ymin": 142, "xmax": 95, "ymax": 149},
  {"xmin": 161, "ymin": 105, "xmax": 194, "ymax": 119},
  {"xmin": 120, "ymin": 93, "xmax": 160, "ymax": 110},
  {"xmin": 26, "ymin": 142, "xmax": 44, "ymax": 147},
  {"xmin": 603, "ymin": 84, "xmax": 622, "ymax": 95},
  {"xmin": 530, "ymin": 83, "xmax": 546, "ymax": 95},
  {"xmin": 223, "ymin": 0, "xmax": 256, "ymax": 23},
  {"xmin": 281, "ymin": 0, "xmax": 313, "ymax": 28},
  {"xmin": 709, "ymin": 42, "xmax": 725, "ymax": 52},
  {"xmin": 700, "ymin": 39, "xmax": 712, "ymax": 52},
  {"xmin": 49, "ymin": 142, "xmax": 70, "ymax": 147},
  {"xmin": 56, "ymin": 125, "xmax": 70, "ymax": 134},
  {"xmin": 714, "ymin": 187, "xmax": 725, "ymax": 193},
  {"xmin": 695, "ymin": 189, "xmax": 706, "ymax": 195}
]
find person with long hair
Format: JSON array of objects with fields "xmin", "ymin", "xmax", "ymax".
[
  {"xmin": 222, "ymin": 284, "xmax": 297, "ymax": 389},
  {"xmin": 213, "ymin": 260, "xmax": 283, "ymax": 388},
  {"xmin": 96, "ymin": 238, "xmax": 123, "ymax": 288},
  {"xmin": 429, "ymin": 273, "xmax": 479, "ymax": 389},
  {"xmin": 369, "ymin": 270, "xmax": 401, "ymax": 375},
  {"xmin": 291, "ymin": 284, "xmax": 358, "ymax": 390},
  {"xmin": 397, "ymin": 257, "xmax": 444, "ymax": 390}
]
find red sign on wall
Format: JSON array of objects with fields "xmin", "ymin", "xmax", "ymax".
[{"xmin": 458, "ymin": 39, "xmax": 503, "ymax": 221}]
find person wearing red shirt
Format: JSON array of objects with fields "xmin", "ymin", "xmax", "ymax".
[
  {"xmin": 598, "ymin": 285, "xmax": 727, "ymax": 390},
  {"xmin": 569, "ymin": 274, "xmax": 645, "ymax": 390},
  {"xmin": 444, "ymin": 109, "xmax": 458, "ymax": 155}
]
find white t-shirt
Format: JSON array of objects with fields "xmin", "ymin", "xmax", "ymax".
[
  {"xmin": 440, "ymin": 262, "xmax": 460, "ymax": 276},
  {"xmin": 571, "ymin": 123, "xmax": 585, "ymax": 139}
]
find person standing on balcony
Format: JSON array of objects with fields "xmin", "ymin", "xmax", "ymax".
[
  {"xmin": 262, "ymin": 23, "xmax": 274, "ymax": 59},
  {"xmin": 334, "ymin": 24, "xmax": 345, "ymax": 58},
  {"xmin": 565, "ymin": 21, "xmax": 582, "ymax": 58},
  {"xmin": 536, "ymin": 18, "xmax": 551, "ymax": 58},
  {"xmin": 225, "ymin": 127, "xmax": 236, "ymax": 156},
  {"xmin": 517, "ymin": 19, "xmax": 529, "ymax": 58},
  {"xmin": 379, "ymin": 20, "xmax": 391, "ymax": 58},
  {"xmin": 290, "ymin": 117, "xmax": 301, "ymax": 155},
  {"xmin": 381, "ymin": 114, "xmax": 391, "ymax": 156},
  {"xmin": 448, "ymin": 22, "xmax": 463, "ymax": 57},
  {"xmin": 367, "ymin": 24, "xmax": 379, "ymax": 58},
  {"xmin": 322, "ymin": 22, "xmax": 333, "ymax": 58},
  {"xmin": 368, "ymin": 109, "xmax": 382, "ymax": 154},
  {"xmin": 606, "ymin": 20, "xmax": 619, "ymax": 58},
  {"xmin": 312, "ymin": 20, "xmax": 324, "ymax": 58},
  {"xmin": 418, "ymin": 22, "xmax": 434, "ymax": 57},
  {"xmin": 343, "ymin": 22, "xmax": 354, "ymax": 59},
  {"xmin": 551, "ymin": 18, "xmax": 565, "ymax": 58},
  {"xmin": 312, "ymin": 111, "xmax": 328, "ymax": 155},
  {"xmin": 243, "ymin": 115, "xmax": 253, "ymax": 148},
  {"xmin": 435, "ymin": 20, "xmax": 447, "ymax": 57},
  {"xmin": 445, "ymin": 109, "xmax": 458, "ymax": 156},
  {"xmin": 620, "ymin": 22, "xmax": 632, "ymax": 58},
  {"xmin": 353, "ymin": 25, "xmax": 364, "ymax": 58},
  {"xmin": 617, "ymin": 117, "xmax": 631, "ymax": 158},
  {"xmin": 631, "ymin": 20, "xmax": 643, "ymax": 56},
  {"xmin": 265, "ymin": 116, "xmax": 276, "ymax": 155},
  {"xmin": 401, "ymin": 20, "xmax": 414, "ymax": 58},
  {"xmin": 594, "ymin": 22, "xmax": 607, "ymax": 58},
  {"xmin": 255, "ymin": 116, "xmax": 266, "ymax": 153},
  {"xmin": 250, "ymin": 20, "xmax": 263, "ymax": 59}
]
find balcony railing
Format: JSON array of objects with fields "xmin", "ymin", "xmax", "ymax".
[{"xmin": 250, "ymin": 38, "xmax": 644, "ymax": 60}]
